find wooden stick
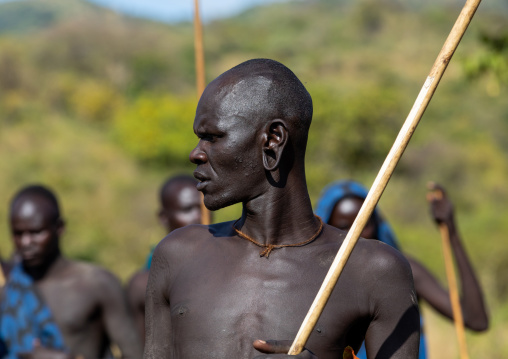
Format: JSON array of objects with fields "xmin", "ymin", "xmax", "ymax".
[
  {"xmin": 439, "ymin": 223, "xmax": 470, "ymax": 359},
  {"xmin": 194, "ymin": 0, "xmax": 206, "ymax": 97},
  {"xmin": 288, "ymin": 0, "xmax": 482, "ymax": 354},
  {"xmin": 193, "ymin": 0, "xmax": 210, "ymax": 225},
  {"xmin": 428, "ymin": 185, "xmax": 469, "ymax": 358},
  {"xmin": 0, "ymin": 264, "xmax": 5, "ymax": 287}
]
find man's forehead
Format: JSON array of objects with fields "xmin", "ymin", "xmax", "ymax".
[
  {"xmin": 217, "ymin": 75, "xmax": 272, "ymax": 112},
  {"xmin": 163, "ymin": 183, "xmax": 199, "ymax": 206},
  {"xmin": 18, "ymin": 201, "xmax": 37, "ymax": 218},
  {"xmin": 11, "ymin": 195, "xmax": 57, "ymax": 221},
  {"xmin": 175, "ymin": 187, "xmax": 200, "ymax": 205},
  {"xmin": 197, "ymin": 75, "xmax": 272, "ymax": 120}
]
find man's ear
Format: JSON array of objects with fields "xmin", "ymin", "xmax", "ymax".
[
  {"xmin": 262, "ymin": 120, "xmax": 288, "ymax": 171},
  {"xmin": 56, "ymin": 218, "xmax": 65, "ymax": 237}
]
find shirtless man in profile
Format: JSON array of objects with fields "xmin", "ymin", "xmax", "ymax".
[
  {"xmin": 0, "ymin": 185, "xmax": 142, "ymax": 359},
  {"xmin": 145, "ymin": 59, "xmax": 420, "ymax": 358},
  {"xmin": 127, "ymin": 175, "xmax": 202, "ymax": 343}
]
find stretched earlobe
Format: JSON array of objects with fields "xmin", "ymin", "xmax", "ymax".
[
  {"xmin": 263, "ymin": 152, "xmax": 278, "ymax": 171},
  {"xmin": 262, "ymin": 120, "xmax": 288, "ymax": 172}
]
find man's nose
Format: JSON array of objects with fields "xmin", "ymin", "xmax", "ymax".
[
  {"xmin": 189, "ymin": 145, "xmax": 207, "ymax": 164},
  {"xmin": 20, "ymin": 232, "xmax": 33, "ymax": 247}
]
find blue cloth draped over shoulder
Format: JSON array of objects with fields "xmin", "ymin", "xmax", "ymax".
[
  {"xmin": 315, "ymin": 180, "xmax": 426, "ymax": 359},
  {"xmin": 0, "ymin": 263, "xmax": 66, "ymax": 358},
  {"xmin": 145, "ymin": 247, "xmax": 156, "ymax": 270}
]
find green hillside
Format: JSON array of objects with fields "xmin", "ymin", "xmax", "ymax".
[
  {"xmin": 0, "ymin": 0, "xmax": 106, "ymax": 34},
  {"xmin": 0, "ymin": 0, "xmax": 507, "ymax": 356}
]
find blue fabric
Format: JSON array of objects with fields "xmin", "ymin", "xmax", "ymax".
[
  {"xmin": 315, "ymin": 180, "xmax": 426, "ymax": 358},
  {"xmin": 145, "ymin": 246, "xmax": 156, "ymax": 270},
  {"xmin": 0, "ymin": 264, "xmax": 66, "ymax": 358}
]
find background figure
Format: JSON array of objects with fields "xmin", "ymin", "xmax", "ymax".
[
  {"xmin": 126, "ymin": 174, "xmax": 202, "ymax": 344},
  {"xmin": 315, "ymin": 180, "xmax": 489, "ymax": 359},
  {"xmin": 0, "ymin": 185, "xmax": 142, "ymax": 359}
]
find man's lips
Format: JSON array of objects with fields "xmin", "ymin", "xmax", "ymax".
[
  {"xmin": 193, "ymin": 171, "xmax": 210, "ymax": 190},
  {"xmin": 20, "ymin": 251, "xmax": 38, "ymax": 261}
]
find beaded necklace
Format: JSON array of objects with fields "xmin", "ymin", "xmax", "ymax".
[{"xmin": 232, "ymin": 215, "xmax": 324, "ymax": 258}]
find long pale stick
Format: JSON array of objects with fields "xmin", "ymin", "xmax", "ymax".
[
  {"xmin": 428, "ymin": 186, "xmax": 470, "ymax": 359},
  {"xmin": 439, "ymin": 223, "xmax": 469, "ymax": 359},
  {"xmin": 193, "ymin": 0, "xmax": 210, "ymax": 225},
  {"xmin": 0, "ymin": 264, "xmax": 5, "ymax": 287},
  {"xmin": 194, "ymin": 0, "xmax": 206, "ymax": 96},
  {"xmin": 288, "ymin": 0, "xmax": 482, "ymax": 354}
]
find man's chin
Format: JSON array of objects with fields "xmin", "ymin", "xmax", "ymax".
[
  {"xmin": 22, "ymin": 257, "xmax": 43, "ymax": 268},
  {"xmin": 204, "ymin": 195, "xmax": 238, "ymax": 212}
]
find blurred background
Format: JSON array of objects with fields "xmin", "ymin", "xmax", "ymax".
[{"xmin": 0, "ymin": 0, "xmax": 506, "ymax": 356}]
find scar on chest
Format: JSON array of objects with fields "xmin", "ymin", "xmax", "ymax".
[
  {"xmin": 318, "ymin": 250, "xmax": 335, "ymax": 267},
  {"xmin": 315, "ymin": 326, "xmax": 326, "ymax": 337},
  {"xmin": 171, "ymin": 305, "xmax": 189, "ymax": 318}
]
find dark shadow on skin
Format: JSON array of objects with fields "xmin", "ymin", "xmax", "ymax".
[
  {"xmin": 375, "ymin": 306, "xmax": 420, "ymax": 359},
  {"xmin": 266, "ymin": 169, "xmax": 287, "ymax": 188},
  {"xmin": 266, "ymin": 139, "xmax": 294, "ymax": 188}
]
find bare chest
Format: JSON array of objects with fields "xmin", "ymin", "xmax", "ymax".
[
  {"xmin": 167, "ymin": 244, "xmax": 368, "ymax": 358},
  {"xmin": 36, "ymin": 278, "xmax": 102, "ymax": 336}
]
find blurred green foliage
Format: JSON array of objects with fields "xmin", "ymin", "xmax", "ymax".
[
  {"xmin": 112, "ymin": 94, "xmax": 197, "ymax": 165},
  {"xmin": 0, "ymin": 0, "xmax": 507, "ymax": 355},
  {"xmin": 463, "ymin": 28, "xmax": 508, "ymax": 97}
]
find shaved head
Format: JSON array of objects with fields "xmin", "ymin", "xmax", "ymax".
[
  {"xmin": 206, "ymin": 58, "xmax": 313, "ymax": 153},
  {"xmin": 10, "ymin": 184, "xmax": 61, "ymax": 224},
  {"xmin": 158, "ymin": 174, "xmax": 201, "ymax": 232},
  {"xmin": 159, "ymin": 175, "xmax": 198, "ymax": 209}
]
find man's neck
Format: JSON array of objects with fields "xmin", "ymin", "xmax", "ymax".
[
  {"xmin": 238, "ymin": 178, "xmax": 320, "ymax": 246},
  {"xmin": 24, "ymin": 252, "xmax": 66, "ymax": 282}
]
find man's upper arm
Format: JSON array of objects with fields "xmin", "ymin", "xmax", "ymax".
[
  {"xmin": 363, "ymin": 244, "xmax": 420, "ymax": 359},
  {"xmin": 144, "ymin": 239, "xmax": 174, "ymax": 359},
  {"xmin": 97, "ymin": 269, "xmax": 144, "ymax": 358},
  {"xmin": 126, "ymin": 271, "xmax": 149, "ymax": 342}
]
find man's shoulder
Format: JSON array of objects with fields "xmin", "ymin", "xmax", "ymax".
[
  {"xmin": 157, "ymin": 221, "xmax": 235, "ymax": 249},
  {"xmin": 351, "ymin": 237, "xmax": 414, "ymax": 295},
  {"xmin": 127, "ymin": 269, "xmax": 149, "ymax": 293},
  {"xmin": 355, "ymin": 236, "xmax": 409, "ymax": 267},
  {"xmin": 320, "ymin": 224, "xmax": 411, "ymax": 277},
  {"xmin": 151, "ymin": 221, "xmax": 235, "ymax": 266},
  {"xmin": 65, "ymin": 260, "xmax": 122, "ymax": 290}
]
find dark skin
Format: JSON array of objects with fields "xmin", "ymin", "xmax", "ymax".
[
  {"xmin": 10, "ymin": 194, "xmax": 143, "ymax": 359},
  {"xmin": 144, "ymin": 60, "xmax": 420, "ymax": 358},
  {"xmin": 328, "ymin": 185, "xmax": 489, "ymax": 332},
  {"xmin": 126, "ymin": 179, "xmax": 202, "ymax": 343}
]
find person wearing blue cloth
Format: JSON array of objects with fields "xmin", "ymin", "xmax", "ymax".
[
  {"xmin": 0, "ymin": 185, "xmax": 142, "ymax": 359},
  {"xmin": 126, "ymin": 174, "xmax": 203, "ymax": 344},
  {"xmin": 315, "ymin": 180, "xmax": 489, "ymax": 358}
]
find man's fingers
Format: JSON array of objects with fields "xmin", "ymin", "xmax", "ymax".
[
  {"xmin": 253, "ymin": 339, "xmax": 292, "ymax": 354},
  {"xmin": 427, "ymin": 181, "xmax": 445, "ymax": 200},
  {"xmin": 427, "ymin": 182, "xmax": 446, "ymax": 199}
]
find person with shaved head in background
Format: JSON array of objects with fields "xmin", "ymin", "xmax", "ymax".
[
  {"xmin": 0, "ymin": 185, "xmax": 142, "ymax": 359},
  {"xmin": 126, "ymin": 174, "xmax": 203, "ymax": 344}
]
